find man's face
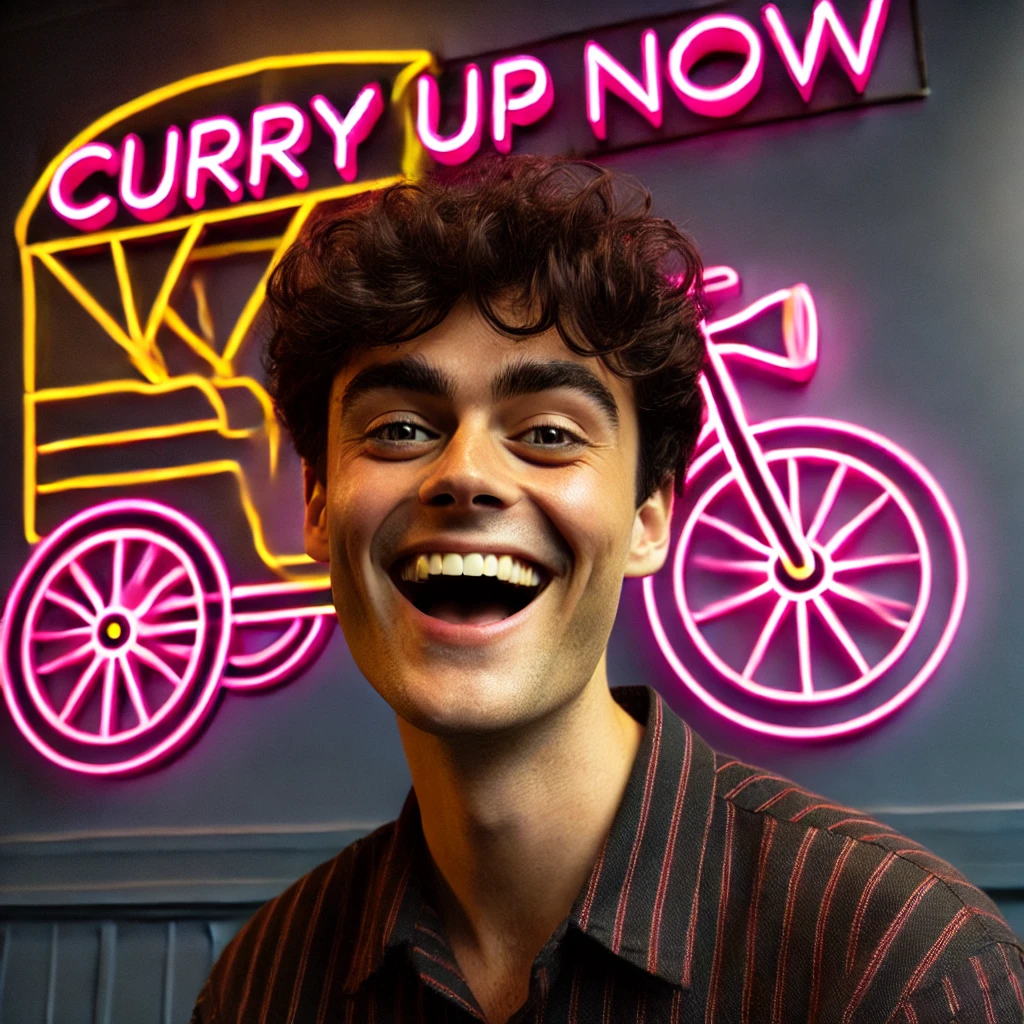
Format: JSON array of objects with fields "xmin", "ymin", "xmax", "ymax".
[{"xmin": 304, "ymin": 300, "xmax": 672, "ymax": 736}]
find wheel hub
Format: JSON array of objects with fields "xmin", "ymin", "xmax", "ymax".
[
  {"xmin": 772, "ymin": 546, "xmax": 829, "ymax": 596},
  {"xmin": 97, "ymin": 611, "xmax": 133, "ymax": 651}
]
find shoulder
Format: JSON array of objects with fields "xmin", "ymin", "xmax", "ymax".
[
  {"xmin": 712, "ymin": 754, "xmax": 1024, "ymax": 1020},
  {"xmin": 191, "ymin": 820, "xmax": 399, "ymax": 1024}
]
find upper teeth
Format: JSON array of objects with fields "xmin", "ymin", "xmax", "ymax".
[{"xmin": 398, "ymin": 553, "xmax": 542, "ymax": 586}]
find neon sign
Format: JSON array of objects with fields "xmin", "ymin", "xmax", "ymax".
[
  {"xmin": 39, "ymin": 0, "xmax": 925, "ymax": 235},
  {"xmin": 5, "ymin": 51, "xmax": 432, "ymax": 774},
  {"xmin": 4, "ymin": 22, "xmax": 946, "ymax": 774},
  {"xmin": 643, "ymin": 269, "xmax": 967, "ymax": 739}
]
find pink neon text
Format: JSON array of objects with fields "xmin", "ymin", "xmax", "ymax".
[{"xmin": 47, "ymin": 90, "xmax": 387, "ymax": 230}]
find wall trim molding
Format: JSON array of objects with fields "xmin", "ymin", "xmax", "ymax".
[{"xmin": 2, "ymin": 806, "xmax": 1022, "ymax": 906}]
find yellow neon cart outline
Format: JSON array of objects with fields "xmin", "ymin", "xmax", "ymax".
[{"xmin": 17, "ymin": 50, "xmax": 437, "ymax": 579}]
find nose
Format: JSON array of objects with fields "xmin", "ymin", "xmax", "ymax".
[{"xmin": 418, "ymin": 414, "xmax": 519, "ymax": 511}]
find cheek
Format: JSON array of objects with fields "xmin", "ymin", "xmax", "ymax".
[
  {"xmin": 326, "ymin": 464, "xmax": 390, "ymax": 573},
  {"xmin": 533, "ymin": 466, "xmax": 636, "ymax": 572}
]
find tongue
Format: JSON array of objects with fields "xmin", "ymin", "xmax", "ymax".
[{"xmin": 429, "ymin": 600, "xmax": 510, "ymax": 625}]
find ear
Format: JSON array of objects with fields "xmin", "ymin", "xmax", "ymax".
[
  {"xmin": 624, "ymin": 476, "xmax": 675, "ymax": 578},
  {"xmin": 303, "ymin": 460, "xmax": 330, "ymax": 563}
]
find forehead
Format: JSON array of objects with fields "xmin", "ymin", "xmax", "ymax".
[{"xmin": 331, "ymin": 300, "xmax": 634, "ymax": 408}]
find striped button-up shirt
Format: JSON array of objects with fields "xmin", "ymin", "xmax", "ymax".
[{"xmin": 191, "ymin": 685, "xmax": 1024, "ymax": 1023}]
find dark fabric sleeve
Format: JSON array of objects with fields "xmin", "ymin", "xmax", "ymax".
[{"xmin": 898, "ymin": 940, "xmax": 1024, "ymax": 1022}]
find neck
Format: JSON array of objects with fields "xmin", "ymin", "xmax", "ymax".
[{"xmin": 396, "ymin": 657, "xmax": 645, "ymax": 972}]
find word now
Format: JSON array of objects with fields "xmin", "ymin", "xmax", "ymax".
[{"xmin": 49, "ymin": 0, "xmax": 889, "ymax": 230}]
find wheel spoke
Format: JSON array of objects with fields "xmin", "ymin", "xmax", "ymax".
[
  {"xmin": 806, "ymin": 464, "xmax": 847, "ymax": 542},
  {"xmin": 32, "ymin": 625, "xmax": 94, "ymax": 642},
  {"xmin": 126, "ymin": 543, "xmax": 158, "ymax": 603},
  {"xmin": 832, "ymin": 553, "xmax": 921, "ymax": 573},
  {"xmin": 100, "ymin": 659, "xmax": 117, "ymax": 738},
  {"xmin": 796, "ymin": 602, "xmax": 814, "ymax": 695},
  {"xmin": 812, "ymin": 596, "xmax": 870, "ymax": 675},
  {"xmin": 45, "ymin": 587, "xmax": 98, "ymax": 624},
  {"xmin": 155, "ymin": 641, "xmax": 198, "ymax": 660},
  {"xmin": 69, "ymin": 561, "xmax": 105, "ymax": 615},
  {"xmin": 137, "ymin": 619, "xmax": 199, "ymax": 638},
  {"xmin": 690, "ymin": 555, "xmax": 771, "ymax": 575},
  {"xmin": 693, "ymin": 581, "xmax": 774, "ymax": 624},
  {"xmin": 111, "ymin": 538, "xmax": 125, "ymax": 605},
  {"xmin": 151, "ymin": 594, "xmax": 200, "ymax": 616},
  {"xmin": 742, "ymin": 597, "xmax": 789, "ymax": 680},
  {"xmin": 132, "ymin": 643, "xmax": 185, "ymax": 688},
  {"xmin": 825, "ymin": 492, "xmax": 890, "ymax": 555},
  {"xmin": 133, "ymin": 566, "xmax": 188, "ymax": 619},
  {"xmin": 58, "ymin": 654, "xmax": 103, "ymax": 723},
  {"xmin": 788, "ymin": 458, "xmax": 802, "ymax": 532},
  {"xmin": 118, "ymin": 654, "xmax": 151, "ymax": 727},
  {"xmin": 697, "ymin": 514, "xmax": 773, "ymax": 556},
  {"xmin": 37, "ymin": 641, "xmax": 96, "ymax": 676},
  {"xmin": 830, "ymin": 581, "xmax": 910, "ymax": 629}
]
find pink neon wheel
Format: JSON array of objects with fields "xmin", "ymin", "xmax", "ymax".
[
  {"xmin": 223, "ymin": 615, "xmax": 333, "ymax": 691},
  {"xmin": 643, "ymin": 418, "xmax": 967, "ymax": 739},
  {"xmin": 1, "ymin": 500, "xmax": 232, "ymax": 774}
]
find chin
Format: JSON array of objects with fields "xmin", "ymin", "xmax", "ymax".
[{"xmin": 381, "ymin": 662, "xmax": 559, "ymax": 737}]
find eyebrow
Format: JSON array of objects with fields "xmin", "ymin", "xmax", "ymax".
[
  {"xmin": 339, "ymin": 356, "xmax": 456, "ymax": 411},
  {"xmin": 491, "ymin": 358, "xmax": 619, "ymax": 430},
  {"xmin": 340, "ymin": 355, "xmax": 620, "ymax": 431}
]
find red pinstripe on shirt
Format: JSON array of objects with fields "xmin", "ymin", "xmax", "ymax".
[
  {"xmin": 771, "ymin": 827, "xmax": 818, "ymax": 1024},
  {"xmin": 971, "ymin": 954, "xmax": 998, "ymax": 1024}
]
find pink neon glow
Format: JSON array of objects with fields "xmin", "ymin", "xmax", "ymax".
[
  {"xmin": 702, "ymin": 265, "xmax": 742, "ymax": 299},
  {"xmin": 228, "ymin": 618, "xmax": 304, "ymax": 667},
  {"xmin": 709, "ymin": 283, "xmax": 819, "ymax": 382},
  {"xmin": 584, "ymin": 30, "xmax": 662, "ymax": 141},
  {"xmin": 1, "ymin": 499, "xmax": 336, "ymax": 774},
  {"xmin": 491, "ymin": 56, "xmax": 555, "ymax": 154},
  {"xmin": 247, "ymin": 103, "xmax": 312, "ymax": 198},
  {"xmin": 642, "ymin": 272, "xmax": 968, "ymax": 739},
  {"xmin": 184, "ymin": 116, "xmax": 245, "ymax": 210},
  {"xmin": 701, "ymin": 339, "xmax": 815, "ymax": 573},
  {"xmin": 416, "ymin": 65, "xmax": 485, "ymax": 166},
  {"xmin": 223, "ymin": 616, "xmax": 331, "ymax": 691},
  {"xmin": 673, "ymin": 445, "xmax": 930, "ymax": 705},
  {"xmin": 119, "ymin": 128, "xmax": 183, "ymax": 223},
  {"xmin": 311, "ymin": 86, "xmax": 384, "ymax": 183},
  {"xmin": 666, "ymin": 14, "xmax": 765, "ymax": 118},
  {"xmin": 47, "ymin": 142, "xmax": 120, "ymax": 230},
  {"xmin": 761, "ymin": 0, "xmax": 892, "ymax": 102},
  {"xmin": 21, "ymin": 527, "xmax": 210, "ymax": 744}
]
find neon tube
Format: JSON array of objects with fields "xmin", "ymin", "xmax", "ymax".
[
  {"xmin": 761, "ymin": 0, "xmax": 892, "ymax": 102},
  {"xmin": 584, "ymin": 30, "xmax": 662, "ymax": 140},
  {"xmin": 492, "ymin": 56, "xmax": 554, "ymax": 154},
  {"xmin": 667, "ymin": 14, "xmax": 764, "ymax": 118},
  {"xmin": 48, "ymin": 143, "xmax": 119, "ymax": 230},
  {"xmin": 119, "ymin": 128, "xmax": 183, "ymax": 223},
  {"xmin": 415, "ymin": 65, "xmax": 484, "ymax": 165},
  {"xmin": 184, "ymin": 116, "xmax": 245, "ymax": 210},
  {"xmin": 247, "ymin": 103, "xmax": 312, "ymax": 198},
  {"xmin": 311, "ymin": 86, "xmax": 385, "ymax": 183}
]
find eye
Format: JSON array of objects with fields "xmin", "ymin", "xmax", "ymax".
[
  {"xmin": 368, "ymin": 420, "xmax": 437, "ymax": 444},
  {"xmin": 519, "ymin": 424, "xmax": 587, "ymax": 448}
]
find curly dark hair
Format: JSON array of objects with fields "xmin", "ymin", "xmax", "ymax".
[{"xmin": 263, "ymin": 156, "xmax": 708, "ymax": 505}]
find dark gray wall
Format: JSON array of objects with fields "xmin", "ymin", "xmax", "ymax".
[{"xmin": 1, "ymin": 0, "xmax": 1022, "ymax": 1019}]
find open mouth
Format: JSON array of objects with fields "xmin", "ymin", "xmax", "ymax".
[{"xmin": 389, "ymin": 553, "xmax": 550, "ymax": 625}]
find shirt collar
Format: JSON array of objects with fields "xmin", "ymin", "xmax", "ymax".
[{"xmin": 341, "ymin": 685, "xmax": 718, "ymax": 995}]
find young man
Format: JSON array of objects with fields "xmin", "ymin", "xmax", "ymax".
[{"xmin": 192, "ymin": 158, "xmax": 1023, "ymax": 1023}]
